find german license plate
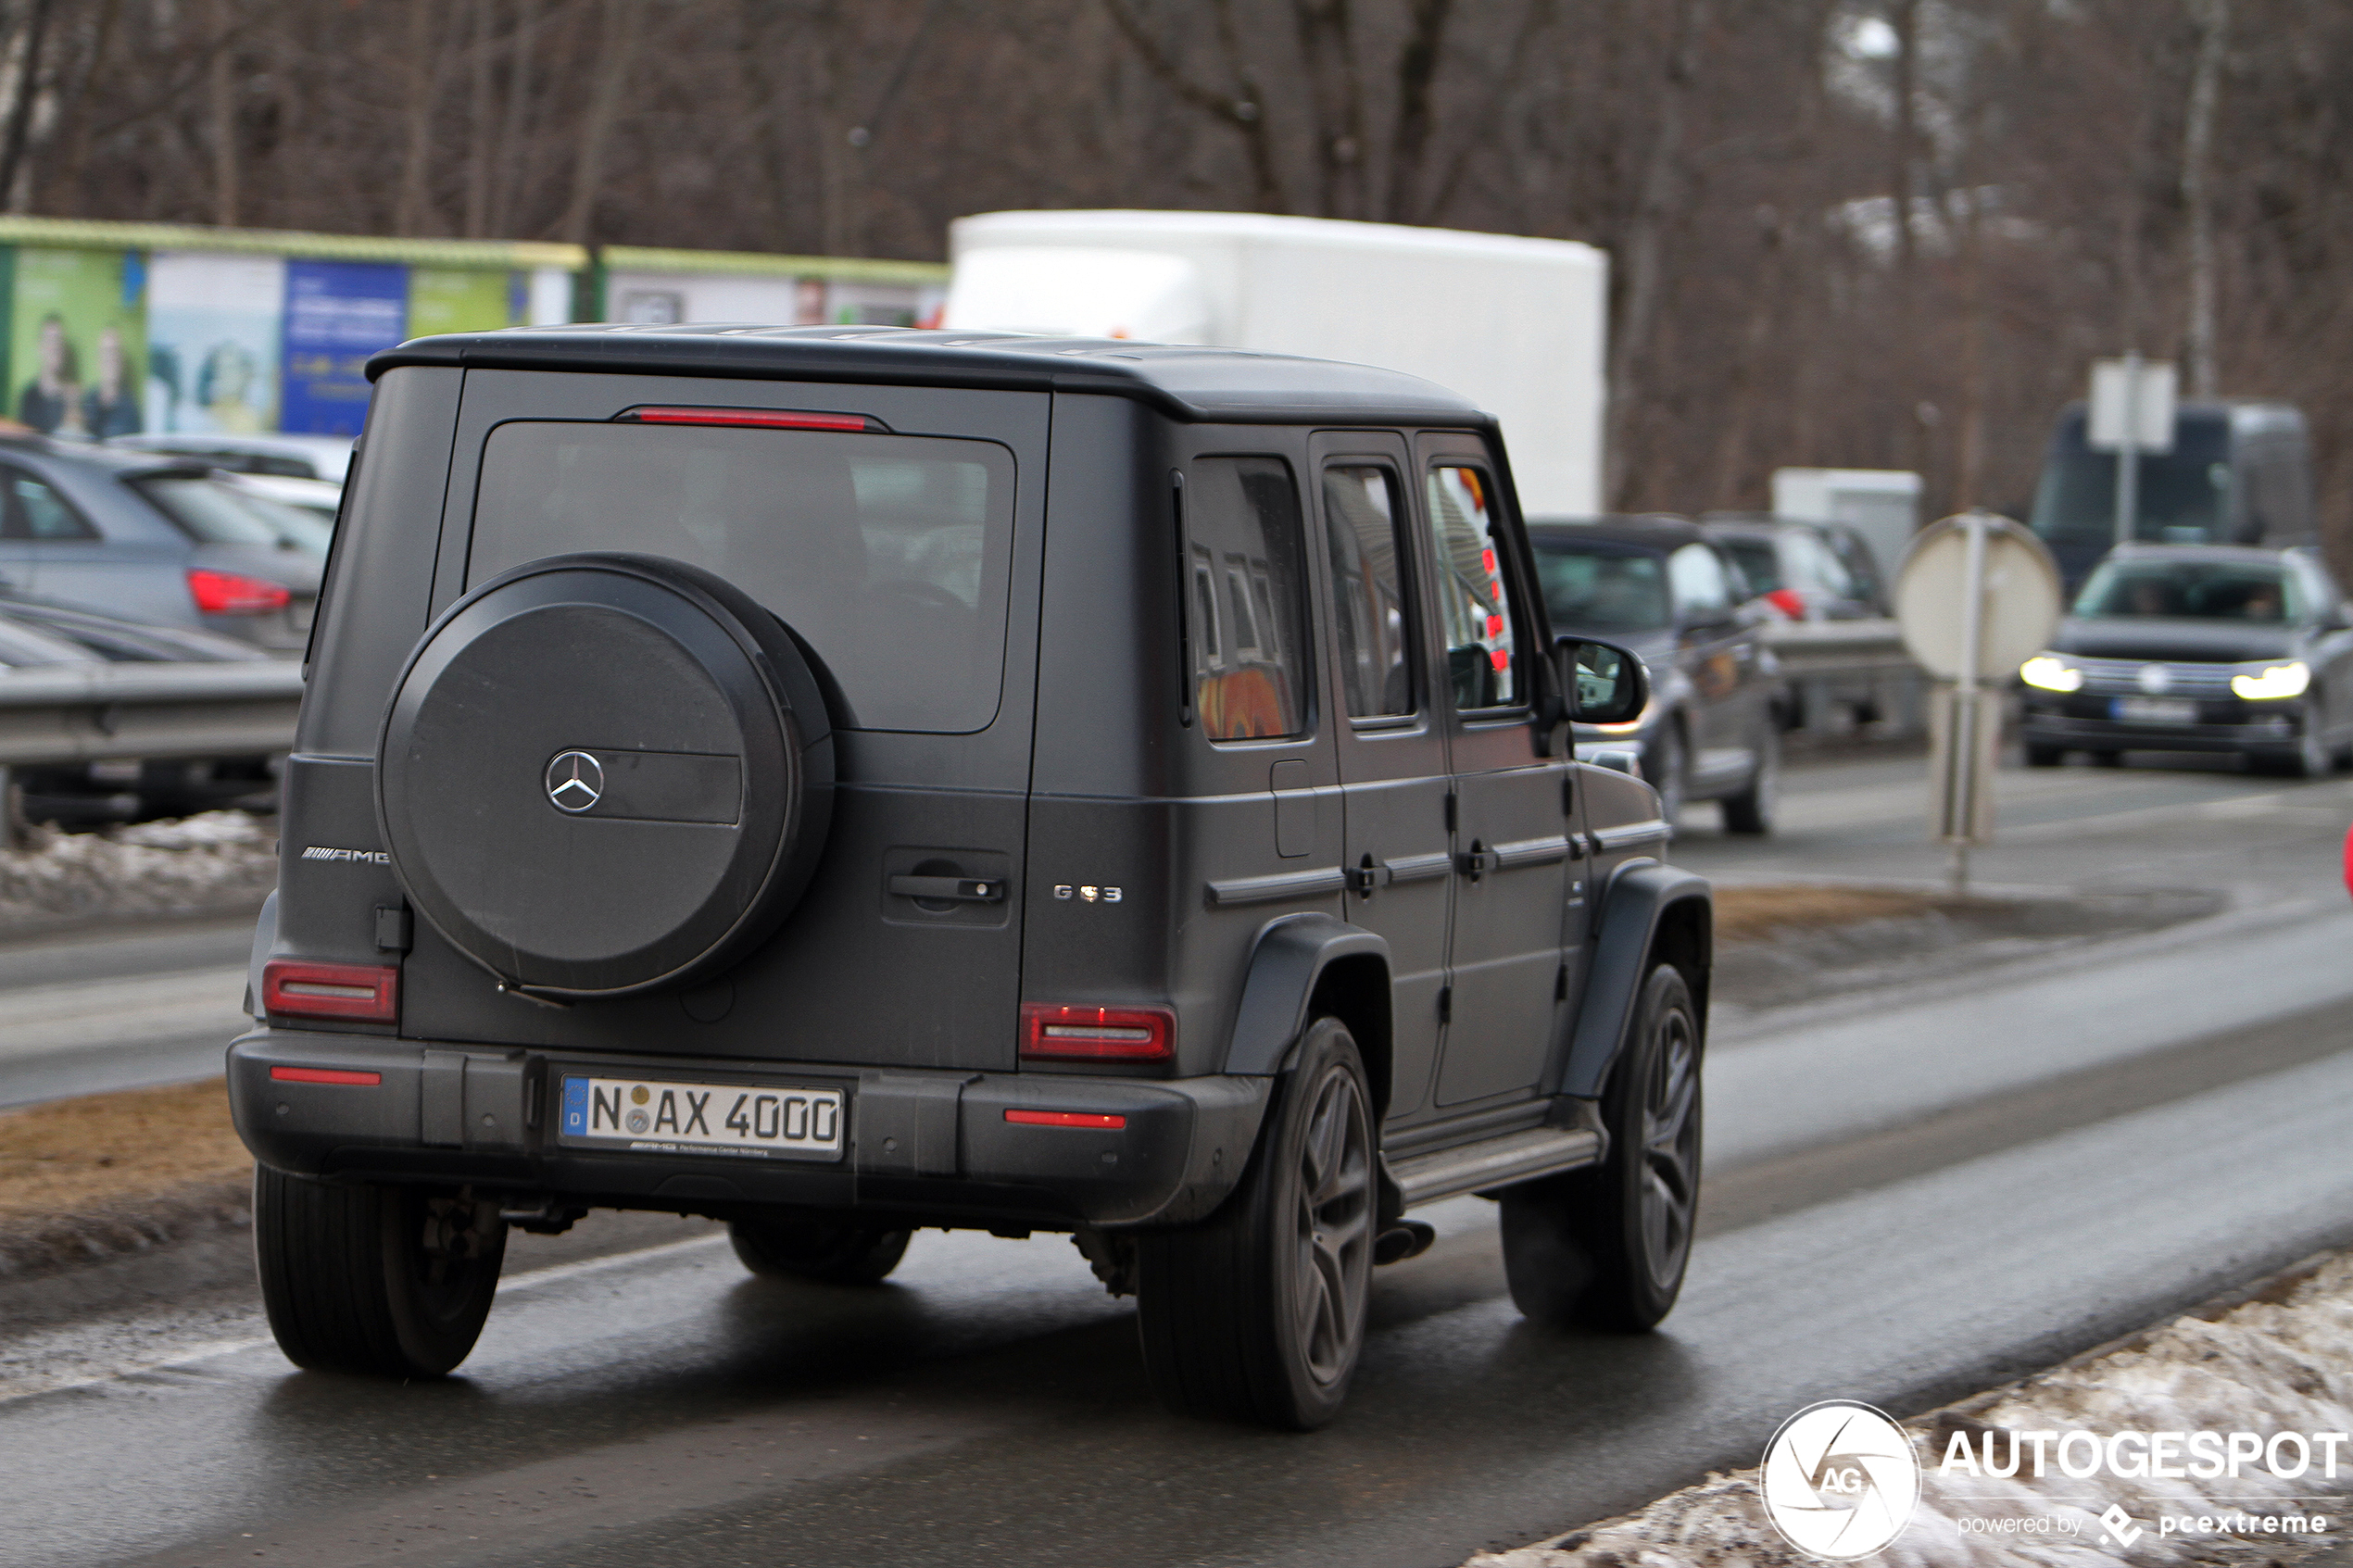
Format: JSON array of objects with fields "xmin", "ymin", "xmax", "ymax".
[
  {"xmin": 558, "ymin": 1074, "xmax": 845, "ymax": 1161},
  {"xmin": 2112, "ymin": 696, "xmax": 2197, "ymax": 724}
]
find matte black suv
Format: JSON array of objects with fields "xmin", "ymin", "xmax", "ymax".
[{"xmin": 231, "ymin": 326, "xmax": 1712, "ymax": 1430}]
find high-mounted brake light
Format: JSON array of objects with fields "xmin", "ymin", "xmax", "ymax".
[
  {"xmin": 1005, "ymin": 1109, "xmax": 1126, "ymax": 1129},
  {"xmin": 263, "ymin": 960, "xmax": 399, "ymax": 1022},
  {"xmin": 617, "ymin": 406, "xmax": 876, "ymax": 433},
  {"xmin": 270, "ymin": 1065, "xmax": 383, "ymax": 1086},
  {"xmin": 1021, "ymin": 1003, "xmax": 1174, "ymax": 1062},
  {"xmin": 187, "ymin": 568, "xmax": 292, "ymax": 617}
]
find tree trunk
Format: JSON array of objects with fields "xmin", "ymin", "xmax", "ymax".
[
  {"xmin": 0, "ymin": 0, "xmax": 57, "ymax": 217},
  {"xmin": 2182, "ymin": 0, "xmax": 2228, "ymax": 397},
  {"xmin": 395, "ymin": 0, "xmax": 447, "ymax": 235},
  {"xmin": 559, "ymin": 0, "xmax": 641, "ymax": 245},
  {"xmin": 1604, "ymin": 0, "xmax": 1704, "ymax": 510},
  {"xmin": 492, "ymin": 0, "xmax": 537, "ymax": 240},
  {"xmin": 1290, "ymin": 0, "xmax": 1366, "ymax": 219},
  {"xmin": 1383, "ymin": 0, "xmax": 1452, "ymax": 223},
  {"xmin": 462, "ymin": 0, "xmax": 496, "ymax": 237}
]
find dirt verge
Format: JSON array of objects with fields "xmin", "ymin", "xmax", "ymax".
[{"xmin": 0, "ymin": 1079, "xmax": 252, "ymax": 1279}]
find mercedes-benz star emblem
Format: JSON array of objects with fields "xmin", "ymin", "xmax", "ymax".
[{"xmin": 545, "ymin": 750, "xmax": 604, "ymax": 813}]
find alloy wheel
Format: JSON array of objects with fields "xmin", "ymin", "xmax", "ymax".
[
  {"xmin": 1638, "ymin": 1006, "xmax": 1701, "ymax": 1291},
  {"xmin": 1291, "ymin": 1065, "xmax": 1372, "ymax": 1386}
]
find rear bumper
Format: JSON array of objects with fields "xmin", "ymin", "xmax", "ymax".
[{"xmin": 227, "ymin": 1029, "xmax": 1269, "ymax": 1231}]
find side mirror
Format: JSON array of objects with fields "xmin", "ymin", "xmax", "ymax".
[{"xmin": 1553, "ymin": 635, "xmax": 1650, "ymax": 725}]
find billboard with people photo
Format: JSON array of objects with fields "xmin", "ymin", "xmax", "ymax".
[
  {"xmin": 10, "ymin": 246, "xmax": 146, "ymax": 438},
  {"xmin": 145, "ymin": 251, "xmax": 283, "ymax": 434}
]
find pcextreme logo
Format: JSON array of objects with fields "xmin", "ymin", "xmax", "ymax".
[{"xmin": 1761, "ymin": 1400, "xmax": 1922, "ymax": 1561}]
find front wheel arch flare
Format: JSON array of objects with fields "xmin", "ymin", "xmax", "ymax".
[{"xmin": 1560, "ymin": 865, "xmax": 1711, "ymax": 1099}]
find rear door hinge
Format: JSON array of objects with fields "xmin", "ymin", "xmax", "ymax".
[
  {"xmin": 1443, "ymin": 790, "xmax": 1458, "ymax": 834},
  {"xmin": 1437, "ymin": 985, "xmax": 1453, "ymax": 1024}
]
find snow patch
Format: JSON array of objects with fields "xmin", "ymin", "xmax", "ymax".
[
  {"xmin": 0, "ymin": 812, "xmax": 276, "ymax": 935},
  {"xmin": 1474, "ymin": 1253, "xmax": 2353, "ymax": 1568}
]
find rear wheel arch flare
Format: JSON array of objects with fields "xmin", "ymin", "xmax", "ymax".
[{"xmin": 1304, "ymin": 952, "xmax": 1392, "ymax": 1123}]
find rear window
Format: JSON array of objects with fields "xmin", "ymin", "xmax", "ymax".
[
  {"xmin": 1531, "ymin": 538, "xmax": 1671, "ymax": 633},
  {"xmin": 133, "ymin": 473, "xmax": 331, "ymax": 554},
  {"xmin": 468, "ymin": 421, "xmax": 1015, "ymax": 734}
]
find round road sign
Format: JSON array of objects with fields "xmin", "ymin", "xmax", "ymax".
[{"xmin": 1894, "ymin": 512, "xmax": 2064, "ymax": 682}]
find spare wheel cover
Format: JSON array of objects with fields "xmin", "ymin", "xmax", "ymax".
[{"xmin": 377, "ymin": 553, "xmax": 834, "ymax": 997}]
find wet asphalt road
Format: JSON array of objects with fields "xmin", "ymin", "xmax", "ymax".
[{"xmin": 7, "ymin": 750, "xmax": 2353, "ymax": 1568}]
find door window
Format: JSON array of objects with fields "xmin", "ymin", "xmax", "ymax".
[
  {"xmin": 1424, "ymin": 465, "xmax": 1519, "ymax": 709},
  {"xmin": 1322, "ymin": 464, "xmax": 1416, "ymax": 720},
  {"xmin": 1184, "ymin": 456, "xmax": 1310, "ymax": 741},
  {"xmin": 1, "ymin": 470, "xmax": 96, "ymax": 540},
  {"xmin": 1667, "ymin": 543, "xmax": 1733, "ymax": 622}
]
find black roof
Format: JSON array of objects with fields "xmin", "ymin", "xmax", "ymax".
[
  {"xmin": 1526, "ymin": 514, "xmax": 1705, "ymax": 553},
  {"xmin": 371, "ymin": 324, "xmax": 1492, "ymax": 427}
]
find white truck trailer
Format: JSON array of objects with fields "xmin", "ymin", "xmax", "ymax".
[{"xmin": 942, "ymin": 209, "xmax": 1608, "ymax": 517}]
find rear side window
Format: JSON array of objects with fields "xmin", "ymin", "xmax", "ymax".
[
  {"xmin": 1322, "ymin": 464, "xmax": 1416, "ymax": 719},
  {"xmin": 1185, "ymin": 456, "xmax": 1310, "ymax": 740},
  {"xmin": 1, "ymin": 470, "xmax": 96, "ymax": 540},
  {"xmin": 469, "ymin": 421, "xmax": 1015, "ymax": 734}
]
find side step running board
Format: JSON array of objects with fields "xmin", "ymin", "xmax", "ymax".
[{"xmin": 1390, "ymin": 1127, "xmax": 1604, "ymax": 1210}]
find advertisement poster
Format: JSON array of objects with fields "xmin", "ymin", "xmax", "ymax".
[
  {"xmin": 144, "ymin": 251, "xmax": 283, "ymax": 434},
  {"xmin": 9, "ymin": 246, "xmax": 146, "ymax": 438},
  {"xmin": 408, "ymin": 267, "xmax": 517, "ymax": 338},
  {"xmin": 280, "ymin": 258, "xmax": 407, "ymax": 435}
]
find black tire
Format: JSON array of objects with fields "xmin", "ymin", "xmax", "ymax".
[
  {"xmin": 254, "ymin": 1167, "xmax": 507, "ymax": 1376},
  {"xmin": 1644, "ymin": 721, "xmax": 1688, "ymax": 827},
  {"xmin": 1135, "ymin": 1017, "xmax": 1375, "ymax": 1430},
  {"xmin": 1719, "ymin": 725, "xmax": 1779, "ymax": 834},
  {"xmin": 2090, "ymin": 749, "xmax": 2124, "ymax": 768},
  {"xmin": 1501, "ymin": 963, "xmax": 1701, "ymax": 1332},
  {"xmin": 2024, "ymin": 743, "xmax": 2065, "ymax": 768},
  {"xmin": 729, "ymin": 1216, "xmax": 912, "ymax": 1285}
]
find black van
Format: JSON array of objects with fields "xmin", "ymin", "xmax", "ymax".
[
  {"xmin": 230, "ymin": 326, "xmax": 1710, "ymax": 1429},
  {"xmin": 2028, "ymin": 399, "xmax": 2314, "ymax": 592}
]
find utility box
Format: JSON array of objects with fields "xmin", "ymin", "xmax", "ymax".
[
  {"xmin": 1771, "ymin": 468, "xmax": 1923, "ymax": 580},
  {"xmin": 943, "ymin": 209, "xmax": 1608, "ymax": 517}
]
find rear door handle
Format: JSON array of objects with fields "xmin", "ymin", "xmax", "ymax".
[
  {"xmin": 887, "ymin": 875, "xmax": 1004, "ymax": 903},
  {"xmin": 1455, "ymin": 840, "xmax": 1501, "ymax": 881}
]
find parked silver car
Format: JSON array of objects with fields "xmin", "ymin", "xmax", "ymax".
[{"xmin": 0, "ymin": 438, "xmax": 324, "ymax": 651}]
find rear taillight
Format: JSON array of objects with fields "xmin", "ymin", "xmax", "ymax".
[
  {"xmin": 1020, "ymin": 1003, "xmax": 1174, "ymax": 1062},
  {"xmin": 188, "ymin": 568, "xmax": 292, "ymax": 616},
  {"xmin": 263, "ymin": 960, "xmax": 398, "ymax": 1022}
]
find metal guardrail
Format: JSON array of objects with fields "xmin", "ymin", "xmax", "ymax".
[
  {"xmin": 1757, "ymin": 617, "xmax": 1913, "ymax": 677},
  {"xmin": 0, "ymin": 661, "xmax": 304, "ymax": 768},
  {"xmin": 1758, "ymin": 618, "xmax": 1928, "ymax": 736}
]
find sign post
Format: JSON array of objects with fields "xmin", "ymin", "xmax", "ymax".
[
  {"xmin": 2087, "ymin": 356, "xmax": 2178, "ymax": 547},
  {"xmin": 1894, "ymin": 513, "xmax": 2064, "ymax": 891}
]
